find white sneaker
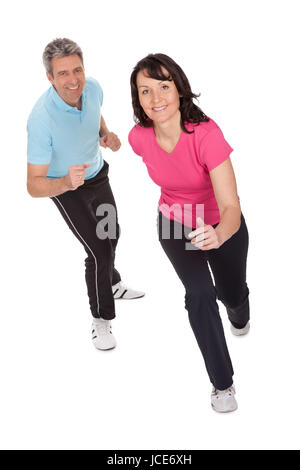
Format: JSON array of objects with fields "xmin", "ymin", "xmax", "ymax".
[
  {"xmin": 230, "ymin": 321, "xmax": 250, "ymax": 336},
  {"xmin": 91, "ymin": 318, "xmax": 116, "ymax": 350},
  {"xmin": 211, "ymin": 384, "xmax": 238, "ymax": 413},
  {"xmin": 112, "ymin": 281, "xmax": 145, "ymax": 300}
]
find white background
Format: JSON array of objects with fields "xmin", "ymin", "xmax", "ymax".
[{"xmin": 1, "ymin": 0, "xmax": 299, "ymax": 450}]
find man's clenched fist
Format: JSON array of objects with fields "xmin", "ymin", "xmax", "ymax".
[
  {"xmin": 64, "ymin": 164, "xmax": 90, "ymax": 190},
  {"xmin": 100, "ymin": 132, "xmax": 121, "ymax": 151}
]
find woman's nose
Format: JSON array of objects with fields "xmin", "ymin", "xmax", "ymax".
[{"xmin": 151, "ymin": 90, "xmax": 162, "ymax": 103}]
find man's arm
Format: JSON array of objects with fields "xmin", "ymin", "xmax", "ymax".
[
  {"xmin": 99, "ymin": 115, "xmax": 121, "ymax": 151},
  {"xmin": 27, "ymin": 163, "xmax": 68, "ymax": 198},
  {"xmin": 27, "ymin": 163, "xmax": 89, "ymax": 198},
  {"xmin": 99, "ymin": 115, "xmax": 110, "ymax": 137}
]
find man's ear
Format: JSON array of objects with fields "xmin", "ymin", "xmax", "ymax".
[{"xmin": 46, "ymin": 72, "xmax": 54, "ymax": 85}]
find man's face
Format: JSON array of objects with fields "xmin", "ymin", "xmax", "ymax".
[{"xmin": 47, "ymin": 54, "xmax": 86, "ymax": 107}]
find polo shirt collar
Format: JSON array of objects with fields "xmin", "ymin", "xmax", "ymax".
[{"xmin": 50, "ymin": 85, "xmax": 85, "ymax": 113}]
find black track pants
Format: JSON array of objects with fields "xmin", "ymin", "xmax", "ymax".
[
  {"xmin": 51, "ymin": 160, "xmax": 121, "ymax": 320},
  {"xmin": 158, "ymin": 211, "xmax": 249, "ymax": 390}
]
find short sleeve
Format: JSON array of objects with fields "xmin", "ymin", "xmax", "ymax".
[
  {"xmin": 128, "ymin": 126, "xmax": 143, "ymax": 156},
  {"xmin": 98, "ymin": 83, "xmax": 103, "ymax": 107},
  {"xmin": 88, "ymin": 77, "xmax": 103, "ymax": 107},
  {"xmin": 94, "ymin": 79, "xmax": 103, "ymax": 106},
  {"xmin": 27, "ymin": 118, "xmax": 52, "ymax": 165},
  {"xmin": 199, "ymin": 127, "xmax": 233, "ymax": 171}
]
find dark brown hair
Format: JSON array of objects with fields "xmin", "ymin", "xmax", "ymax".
[{"xmin": 130, "ymin": 53, "xmax": 209, "ymax": 133}]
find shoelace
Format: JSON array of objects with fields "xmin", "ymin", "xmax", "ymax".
[{"xmin": 212, "ymin": 386, "xmax": 235, "ymax": 398}]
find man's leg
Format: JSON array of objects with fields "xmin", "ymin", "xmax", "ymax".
[
  {"xmin": 84, "ymin": 162, "xmax": 144, "ymax": 300},
  {"xmin": 51, "ymin": 193, "xmax": 117, "ymax": 319},
  {"xmin": 50, "ymin": 161, "xmax": 121, "ymax": 319}
]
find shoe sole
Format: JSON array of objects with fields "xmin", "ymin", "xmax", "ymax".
[
  {"xmin": 211, "ymin": 403, "xmax": 238, "ymax": 413},
  {"xmin": 231, "ymin": 323, "xmax": 250, "ymax": 336},
  {"xmin": 93, "ymin": 343, "xmax": 116, "ymax": 351},
  {"xmin": 92, "ymin": 338, "xmax": 117, "ymax": 351},
  {"xmin": 114, "ymin": 294, "xmax": 145, "ymax": 300}
]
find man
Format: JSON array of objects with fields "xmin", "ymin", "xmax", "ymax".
[{"xmin": 27, "ymin": 38, "xmax": 144, "ymax": 351}]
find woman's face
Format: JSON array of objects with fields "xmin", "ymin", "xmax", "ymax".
[{"xmin": 136, "ymin": 67, "xmax": 181, "ymax": 125}]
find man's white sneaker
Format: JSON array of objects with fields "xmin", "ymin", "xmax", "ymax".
[
  {"xmin": 230, "ymin": 321, "xmax": 250, "ymax": 336},
  {"xmin": 211, "ymin": 384, "xmax": 238, "ymax": 413},
  {"xmin": 112, "ymin": 281, "xmax": 145, "ymax": 300},
  {"xmin": 91, "ymin": 318, "xmax": 116, "ymax": 350}
]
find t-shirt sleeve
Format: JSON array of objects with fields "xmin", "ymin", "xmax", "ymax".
[
  {"xmin": 27, "ymin": 117, "xmax": 52, "ymax": 165},
  {"xmin": 128, "ymin": 126, "xmax": 143, "ymax": 156},
  {"xmin": 98, "ymin": 83, "xmax": 103, "ymax": 107},
  {"xmin": 199, "ymin": 127, "xmax": 234, "ymax": 171},
  {"xmin": 88, "ymin": 78, "xmax": 103, "ymax": 107}
]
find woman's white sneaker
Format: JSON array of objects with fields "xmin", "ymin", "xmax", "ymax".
[
  {"xmin": 91, "ymin": 318, "xmax": 116, "ymax": 350},
  {"xmin": 230, "ymin": 321, "xmax": 250, "ymax": 336},
  {"xmin": 211, "ymin": 384, "xmax": 238, "ymax": 413},
  {"xmin": 112, "ymin": 281, "xmax": 145, "ymax": 300}
]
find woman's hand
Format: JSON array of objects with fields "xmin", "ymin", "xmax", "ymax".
[{"xmin": 188, "ymin": 217, "xmax": 221, "ymax": 250}]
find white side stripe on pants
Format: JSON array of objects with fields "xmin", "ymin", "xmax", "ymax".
[{"xmin": 53, "ymin": 196, "xmax": 100, "ymax": 315}]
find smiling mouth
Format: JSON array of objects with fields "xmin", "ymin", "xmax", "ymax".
[
  {"xmin": 152, "ymin": 105, "xmax": 168, "ymax": 112},
  {"xmin": 67, "ymin": 85, "xmax": 80, "ymax": 91}
]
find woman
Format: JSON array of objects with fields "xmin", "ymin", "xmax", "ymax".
[{"xmin": 128, "ymin": 54, "xmax": 250, "ymax": 413}]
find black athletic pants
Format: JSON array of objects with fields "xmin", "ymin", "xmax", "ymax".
[
  {"xmin": 51, "ymin": 160, "xmax": 121, "ymax": 320},
  {"xmin": 158, "ymin": 211, "xmax": 249, "ymax": 390}
]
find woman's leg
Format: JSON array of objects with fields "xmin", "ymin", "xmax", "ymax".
[
  {"xmin": 207, "ymin": 213, "xmax": 250, "ymax": 328},
  {"xmin": 158, "ymin": 211, "xmax": 234, "ymax": 390}
]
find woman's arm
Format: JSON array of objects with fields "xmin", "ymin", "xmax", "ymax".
[{"xmin": 209, "ymin": 157, "xmax": 241, "ymax": 245}]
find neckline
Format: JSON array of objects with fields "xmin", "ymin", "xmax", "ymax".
[
  {"xmin": 151, "ymin": 126, "xmax": 184, "ymax": 155},
  {"xmin": 51, "ymin": 85, "xmax": 85, "ymax": 113}
]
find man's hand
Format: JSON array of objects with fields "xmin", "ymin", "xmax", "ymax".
[
  {"xmin": 64, "ymin": 164, "xmax": 90, "ymax": 191},
  {"xmin": 100, "ymin": 132, "xmax": 121, "ymax": 151},
  {"xmin": 188, "ymin": 217, "xmax": 221, "ymax": 250}
]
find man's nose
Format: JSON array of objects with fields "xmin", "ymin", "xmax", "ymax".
[{"xmin": 68, "ymin": 74, "xmax": 78, "ymax": 84}]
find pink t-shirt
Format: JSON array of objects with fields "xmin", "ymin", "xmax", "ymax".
[{"xmin": 128, "ymin": 118, "xmax": 235, "ymax": 227}]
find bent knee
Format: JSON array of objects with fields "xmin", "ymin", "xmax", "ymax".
[{"xmin": 185, "ymin": 285, "xmax": 216, "ymax": 309}]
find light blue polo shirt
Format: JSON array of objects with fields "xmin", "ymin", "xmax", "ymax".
[{"xmin": 27, "ymin": 77, "xmax": 104, "ymax": 179}]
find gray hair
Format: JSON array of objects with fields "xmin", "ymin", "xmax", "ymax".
[{"xmin": 43, "ymin": 38, "xmax": 84, "ymax": 75}]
